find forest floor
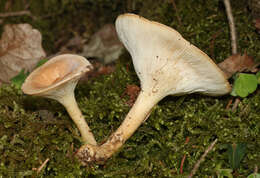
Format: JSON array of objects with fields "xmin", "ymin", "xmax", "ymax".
[{"xmin": 0, "ymin": 0, "xmax": 259, "ymax": 177}]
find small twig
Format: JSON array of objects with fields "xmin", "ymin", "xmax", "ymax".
[
  {"xmin": 188, "ymin": 139, "xmax": 218, "ymax": 178},
  {"xmin": 180, "ymin": 154, "xmax": 186, "ymax": 174},
  {"xmin": 223, "ymin": 0, "xmax": 237, "ymax": 54},
  {"xmin": 209, "ymin": 29, "xmax": 222, "ymax": 59},
  {"xmin": 126, "ymin": 0, "xmax": 133, "ymax": 11},
  {"xmin": 184, "ymin": 137, "xmax": 190, "ymax": 144},
  {"xmin": 37, "ymin": 158, "xmax": 49, "ymax": 174},
  {"xmin": 180, "ymin": 137, "xmax": 190, "ymax": 174},
  {"xmin": 231, "ymin": 98, "xmax": 240, "ymax": 112},
  {"xmin": 170, "ymin": 0, "xmax": 182, "ymax": 26},
  {"xmin": 24, "ymin": 0, "xmax": 31, "ymax": 10},
  {"xmin": 0, "ymin": 10, "xmax": 38, "ymax": 21},
  {"xmin": 239, "ymin": 103, "xmax": 249, "ymax": 117},
  {"xmin": 0, "ymin": 10, "xmax": 31, "ymax": 18},
  {"xmin": 225, "ymin": 99, "xmax": 233, "ymax": 110},
  {"xmin": 254, "ymin": 165, "xmax": 258, "ymax": 174}
]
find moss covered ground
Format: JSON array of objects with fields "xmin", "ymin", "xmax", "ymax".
[{"xmin": 0, "ymin": 0, "xmax": 260, "ymax": 177}]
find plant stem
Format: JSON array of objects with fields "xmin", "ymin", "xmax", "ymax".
[
  {"xmin": 62, "ymin": 93, "xmax": 97, "ymax": 145},
  {"xmin": 188, "ymin": 139, "xmax": 218, "ymax": 178},
  {"xmin": 0, "ymin": 10, "xmax": 31, "ymax": 17},
  {"xmin": 223, "ymin": 0, "xmax": 237, "ymax": 54}
]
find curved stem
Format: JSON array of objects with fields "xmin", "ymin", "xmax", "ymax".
[
  {"xmin": 77, "ymin": 90, "xmax": 160, "ymax": 164},
  {"xmin": 61, "ymin": 93, "xmax": 97, "ymax": 145}
]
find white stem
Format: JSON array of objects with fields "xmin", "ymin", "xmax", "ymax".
[
  {"xmin": 60, "ymin": 93, "xmax": 97, "ymax": 145},
  {"xmin": 106, "ymin": 90, "xmax": 159, "ymax": 143},
  {"xmin": 77, "ymin": 90, "xmax": 161, "ymax": 163}
]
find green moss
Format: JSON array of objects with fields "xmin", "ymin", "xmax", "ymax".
[
  {"xmin": 0, "ymin": 60, "xmax": 260, "ymax": 177},
  {"xmin": 0, "ymin": 0, "xmax": 260, "ymax": 177}
]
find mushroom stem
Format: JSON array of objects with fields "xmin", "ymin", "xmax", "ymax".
[
  {"xmin": 60, "ymin": 93, "xmax": 97, "ymax": 145},
  {"xmin": 109, "ymin": 91, "xmax": 159, "ymax": 143},
  {"xmin": 76, "ymin": 90, "xmax": 160, "ymax": 164}
]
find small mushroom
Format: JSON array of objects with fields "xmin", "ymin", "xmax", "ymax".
[
  {"xmin": 22, "ymin": 54, "xmax": 97, "ymax": 145},
  {"xmin": 76, "ymin": 13, "xmax": 231, "ymax": 164}
]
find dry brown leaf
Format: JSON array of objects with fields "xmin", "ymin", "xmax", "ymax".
[
  {"xmin": 81, "ymin": 24, "xmax": 123, "ymax": 64},
  {"xmin": 58, "ymin": 33, "xmax": 84, "ymax": 53},
  {"xmin": 217, "ymin": 53, "xmax": 258, "ymax": 79},
  {"xmin": 255, "ymin": 18, "xmax": 260, "ymax": 29},
  {"xmin": 80, "ymin": 61, "xmax": 116, "ymax": 82},
  {"xmin": 255, "ymin": 18, "xmax": 260, "ymax": 33},
  {"xmin": 97, "ymin": 65, "xmax": 115, "ymax": 75},
  {"xmin": 0, "ymin": 24, "xmax": 46, "ymax": 83},
  {"xmin": 121, "ymin": 84, "xmax": 140, "ymax": 106}
]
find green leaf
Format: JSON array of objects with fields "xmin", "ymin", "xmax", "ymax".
[
  {"xmin": 35, "ymin": 58, "xmax": 48, "ymax": 68},
  {"xmin": 247, "ymin": 173, "xmax": 260, "ymax": 178},
  {"xmin": 256, "ymin": 71, "xmax": 260, "ymax": 84},
  {"xmin": 233, "ymin": 73, "xmax": 258, "ymax": 98},
  {"xmin": 215, "ymin": 164, "xmax": 233, "ymax": 178},
  {"xmin": 10, "ymin": 69, "xmax": 29, "ymax": 89},
  {"xmin": 217, "ymin": 169, "xmax": 233, "ymax": 178},
  {"xmin": 227, "ymin": 143, "xmax": 247, "ymax": 170},
  {"xmin": 230, "ymin": 86, "xmax": 237, "ymax": 96}
]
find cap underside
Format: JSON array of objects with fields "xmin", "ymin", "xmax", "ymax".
[{"xmin": 115, "ymin": 13, "xmax": 231, "ymax": 96}]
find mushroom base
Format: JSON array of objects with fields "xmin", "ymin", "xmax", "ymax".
[
  {"xmin": 76, "ymin": 136, "xmax": 125, "ymax": 165},
  {"xmin": 76, "ymin": 91, "xmax": 161, "ymax": 165}
]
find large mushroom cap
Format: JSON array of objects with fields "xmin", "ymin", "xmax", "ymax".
[
  {"xmin": 115, "ymin": 13, "xmax": 231, "ymax": 97},
  {"xmin": 22, "ymin": 54, "xmax": 92, "ymax": 96}
]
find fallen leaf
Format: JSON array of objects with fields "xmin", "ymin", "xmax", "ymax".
[
  {"xmin": 0, "ymin": 24, "xmax": 46, "ymax": 83},
  {"xmin": 254, "ymin": 18, "xmax": 260, "ymax": 33},
  {"xmin": 58, "ymin": 33, "xmax": 85, "ymax": 53},
  {"xmin": 97, "ymin": 65, "xmax": 115, "ymax": 75},
  {"xmin": 218, "ymin": 53, "xmax": 258, "ymax": 79},
  {"xmin": 81, "ymin": 24, "xmax": 124, "ymax": 64},
  {"xmin": 80, "ymin": 61, "xmax": 115, "ymax": 82},
  {"xmin": 121, "ymin": 84, "xmax": 140, "ymax": 106}
]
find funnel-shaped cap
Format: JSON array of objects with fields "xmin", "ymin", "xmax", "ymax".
[
  {"xmin": 116, "ymin": 13, "xmax": 231, "ymax": 98},
  {"xmin": 22, "ymin": 54, "xmax": 97, "ymax": 145},
  {"xmin": 22, "ymin": 54, "xmax": 93, "ymax": 101}
]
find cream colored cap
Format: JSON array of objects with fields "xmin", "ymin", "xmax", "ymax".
[
  {"xmin": 22, "ymin": 54, "xmax": 92, "ymax": 96},
  {"xmin": 115, "ymin": 13, "xmax": 231, "ymax": 97}
]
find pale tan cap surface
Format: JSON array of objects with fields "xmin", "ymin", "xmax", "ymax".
[{"xmin": 22, "ymin": 54, "xmax": 92, "ymax": 96}]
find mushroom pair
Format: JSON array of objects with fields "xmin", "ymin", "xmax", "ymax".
[
  {"xmin": 22, "ymin": 13, "xmax": 231, "ymax": 165},
  {"xmin": 76, "ymin": 13, "xmax": 231, "ymax": 164}
]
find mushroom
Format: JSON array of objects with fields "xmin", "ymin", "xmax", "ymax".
[
  {"xmin": 22, "ymin": 54, "xmax": 97, "ymax": 145},
  {"xmin": 76, "ymin": 13, "xmax": 231, "ymax": 164}
]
